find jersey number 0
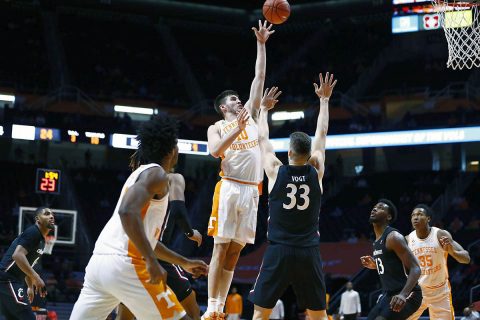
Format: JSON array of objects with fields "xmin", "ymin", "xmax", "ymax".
[{"xmin": 283, "ymin": 183, "xmax": 310, "ymax": 210}]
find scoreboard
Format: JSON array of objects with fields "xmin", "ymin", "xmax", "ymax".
[
  {"xmin": 392, "ymin": 0, "xmax": 442, "ymax": 33},
  {"xmin": 8, "ymin": 124, "xmax": 209, "ymax": 155},
  {"xmin": 392, "ymin": 0, "xmax": 474, "ymax": 33}
]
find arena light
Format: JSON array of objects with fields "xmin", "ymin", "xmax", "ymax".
[
  {"xmin": 0, "ymin": 94, "xmax": 15, "ymax": 102},
  {"xmin": 271, "ymin": 111, "xmax": 304, "ymax": 121},
  {"xmin": 0, "ymin": 126, "xmax": 3, "ymax": 136},
  {"xmin": 114, "ymin": 105, "xmax": 154, "ymax": 115},
  {"xmin": 470, "ymin": 160, "xmax": 479, "ymax": 165},
  {"xmin": 270, "ymin": 126, "xmax": 480, "ymax": 151},
  {"xmin": 12, "ymin": 124, "xmax": 35, "ymax": 140}
]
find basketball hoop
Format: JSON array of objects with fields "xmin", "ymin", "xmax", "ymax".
[{"xmin": 432, "ymin": 0, "xmax": 480, "ymax": 69}]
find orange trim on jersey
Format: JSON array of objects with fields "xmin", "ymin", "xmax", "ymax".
[
  {"xmin": 424, "ymin": 280, "xmax": 447, "ymax": 289},
  {"xmin": 258, "ymin": 181, "xmax": 263, "ymax": 196},
  {"xmin": 448, "ymin": 281, "xmax": 455, "ymax": 320},
  {"xmin": 127, "ymin": 203, "xmax": 150, "ymax": 260},
  {"xmin": 132, "ymin": 262, "xmax": 185, "ymax": 318},
  {"xmin": 207, "ymin": 180, "xmax": 222, "ymax": 237},
  {"xmin": 222, "ymin": 177, "xmax": 259, "ymax": 186}
]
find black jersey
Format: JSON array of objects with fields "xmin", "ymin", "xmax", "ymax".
[
  {"xmin": 267, "ymin": 165, "xmax": 322, "ymax": 247},
  {"xmin": 0, "ymin": 225, "xmax": 44, "ymax": 283},
  {"xmin": 372, "ymin": 226, "xmax": 418, "ymax": 294}
]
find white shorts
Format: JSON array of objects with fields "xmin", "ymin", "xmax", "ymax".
[
  {"xmin": 207, "ymin": 179, "xmax": 260, "ymax": 245},
  {"xmin": 70, "ymin": 254, "xmax": 186, "ymax": 320},
  {"xmin": 407, "ymin": 282, "xmax": 454, "ymax": 320}
]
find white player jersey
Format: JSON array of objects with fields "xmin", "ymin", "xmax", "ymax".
[
  {"xmin": 407, "ymin": 227, "xmax": 449, "ymax": 289},
  {"xmin": 216, "ymin": 117, "xmax": 262, "ymax": 184},
  {"xmin": 93, "ymin": 163, "xmax": 168, "ymax": 261}
]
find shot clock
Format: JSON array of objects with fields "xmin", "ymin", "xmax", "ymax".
[{"xmin": 35, "ymin": 168, "xmax": 61, "ymax": 194}]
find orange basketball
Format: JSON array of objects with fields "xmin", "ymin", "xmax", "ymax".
[{"xmin": 263, "ymin": 0, "xmax": 290, "ymax": 25}]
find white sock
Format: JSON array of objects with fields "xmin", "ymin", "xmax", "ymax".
[
  {"xmin": 207, "ymin": 298, "xmax": 218, "ymax": 314},
  {"xmin": 217, "ymin": 269, "xmax": 234, "ymax": 312}
]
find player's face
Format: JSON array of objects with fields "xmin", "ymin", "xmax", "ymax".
[
  {"xmin": 369, "ymin": 202, "xmax": 390, "ymax": 224},
  {"xmin": 223, "ymin": 95, "xmax": 243, "ymax": 115},
  {"xmin": 37, "ymin": 209, "xmax": 55, "ymax": 230},
  {"xmin": 411, "ymin": 208, "xmax": 430, "ymax": 229}
]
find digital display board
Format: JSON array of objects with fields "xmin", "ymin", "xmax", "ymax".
[
  {"xmin": 392, "ymin": 0, "xmax": 442, "ymax": 33},
  {"xmin": 35, "ymin": 168, "xmax": 61, "ymax": 194},
  {"xmin": 66, "ymin": 130, "xmax": 107, "ymax": 145},
  {"xmin": 35, "ymin": 127, "xmax": 61, "ymax": 142}
]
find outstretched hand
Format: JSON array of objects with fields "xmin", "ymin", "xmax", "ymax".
[
  {"xmin": 313, "ymin": 72, "xmax": 337, "ymax": 99},
  {"xmin": 360, "ymin": 255, "xmax": 377, "ymax": 270},
  {"xmin": 252, "ymin": 20, "xmax": 275, "ymax": 43},
  {"xmin": 261, "ymin": 87, "xmax": 282, "ymax": 111}
]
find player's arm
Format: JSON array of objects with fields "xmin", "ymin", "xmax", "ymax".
[
  {"xmin": 208, "ymin": 108, "xmax": 250, "ymax": 158},
  {"xmin": 309, "ymin": 72, "xmax": 337, "ymax": 193},
  {"xmin": 386, "ymin": 231, "xmax": 421, "ymax": 312},
  {"xmin": 438, "ymin": 229, "xmax": 470, "ymax": 264},
  {"xmin": 258, "ymin": 87, "xmax": 283, "ymax": 184},
  {"xmin": 168, "ymin": 173, "xmax": 202, "ymax": 246},
  {"xmin": 25, "ymin": 275, "xmax": 34, "ymax": 303},
  {"xmin": 12, "ymin": 246, "xmax": 45, "ymax": 296},
  {"xmin": 244, "ymin": 20, "xmax": 274, "ymax": 120},
  {"xmin": 154, "ymin": 241, "xmax": 208, "ymax": 277},
  {"xmin": 118, "ymin": 166, "xmax": 168, "ymax": 284}
]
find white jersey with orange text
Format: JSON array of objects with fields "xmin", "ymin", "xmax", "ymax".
[
  {"xmin": 407, "ymin": 227, "xmax": 454, "ymax": 319},
  {"xmin": 407, "ymin": 227, "xmax": 449, "ymax": 289},
  {"xmin": 93, "ymin": 163, "xmax": 169, "ymax": 260},
  {"xmin": 215, "ymin": 117, "xmax": 262, "ymax": 184},
  {"xmin": 71, "ymin": 163, "xmax": 186, "ymax": 320}
]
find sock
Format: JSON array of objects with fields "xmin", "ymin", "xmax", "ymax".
[
  {"xmin": 217, "ymin": 269, "xmax": 234, "ymax": 312},
  {"xmin": 207, "ymin": 298, "xmax": 218, "ymax": 314}
]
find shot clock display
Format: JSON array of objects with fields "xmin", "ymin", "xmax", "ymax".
[{"xmin": 36, "ymin": 168, "xmax": 61, "ymax": 194}]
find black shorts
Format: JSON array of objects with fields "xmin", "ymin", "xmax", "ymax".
[
  {"xmin": 159, "ymin": 261, "xmax": 192, "ymax": 302},
  {"xmin": 367, "ymin": 290, "xmax": 422, "ymax": 320},
  {"xmin": 0, "ymin": 280, "xmax": 35, "ymax": 320},
  {"xmin": 248, "ymin": 244, "xmax": 326, "ymax": 311}
]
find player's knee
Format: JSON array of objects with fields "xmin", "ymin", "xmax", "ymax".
[{"xmin": 212, "ymin": 243, "xmax": 229, "ymax": 262}]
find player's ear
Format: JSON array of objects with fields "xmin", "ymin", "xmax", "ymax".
[{"xmin": 219, "ymin": 104, "xmax": 228, "ymax": 114}]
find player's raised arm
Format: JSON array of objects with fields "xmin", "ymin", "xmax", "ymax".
[
  {"xmin": 309, "ymin": 72, "xmax": 337, "ymax": 192},
  {"xmin": 438, "ymin": 229, "xmax": 471, "ymax": 264},
  {"xmin": 244, "ymin": 20, "xmax": 274, "ymax": 120},
  {"xmin": 208, "ymin": 108, "xmax": 250, "ymax": 158},
  {"xmin": 118, "ymin": 167, "xmax": 168, "ymax": 285},
  {"xmin": 258, "ymin": 87, "xmax": 283, "ymax": 186},
  {"xmin": 386, "ymin": 231, "xmax": 421, "ymax": 312}
]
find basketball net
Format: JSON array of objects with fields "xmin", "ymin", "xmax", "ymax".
[
  {"xmin": 432, "ymin": 0, "xmax": 480, "ymax": 69},
  {"xmin": 44, "ymin": 225, "xmax": 57, "ymax": 255}
]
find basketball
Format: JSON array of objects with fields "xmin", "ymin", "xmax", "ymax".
[{"xmin": 263, "ymin": 0, "xmax": 290, "ymax": 25}]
